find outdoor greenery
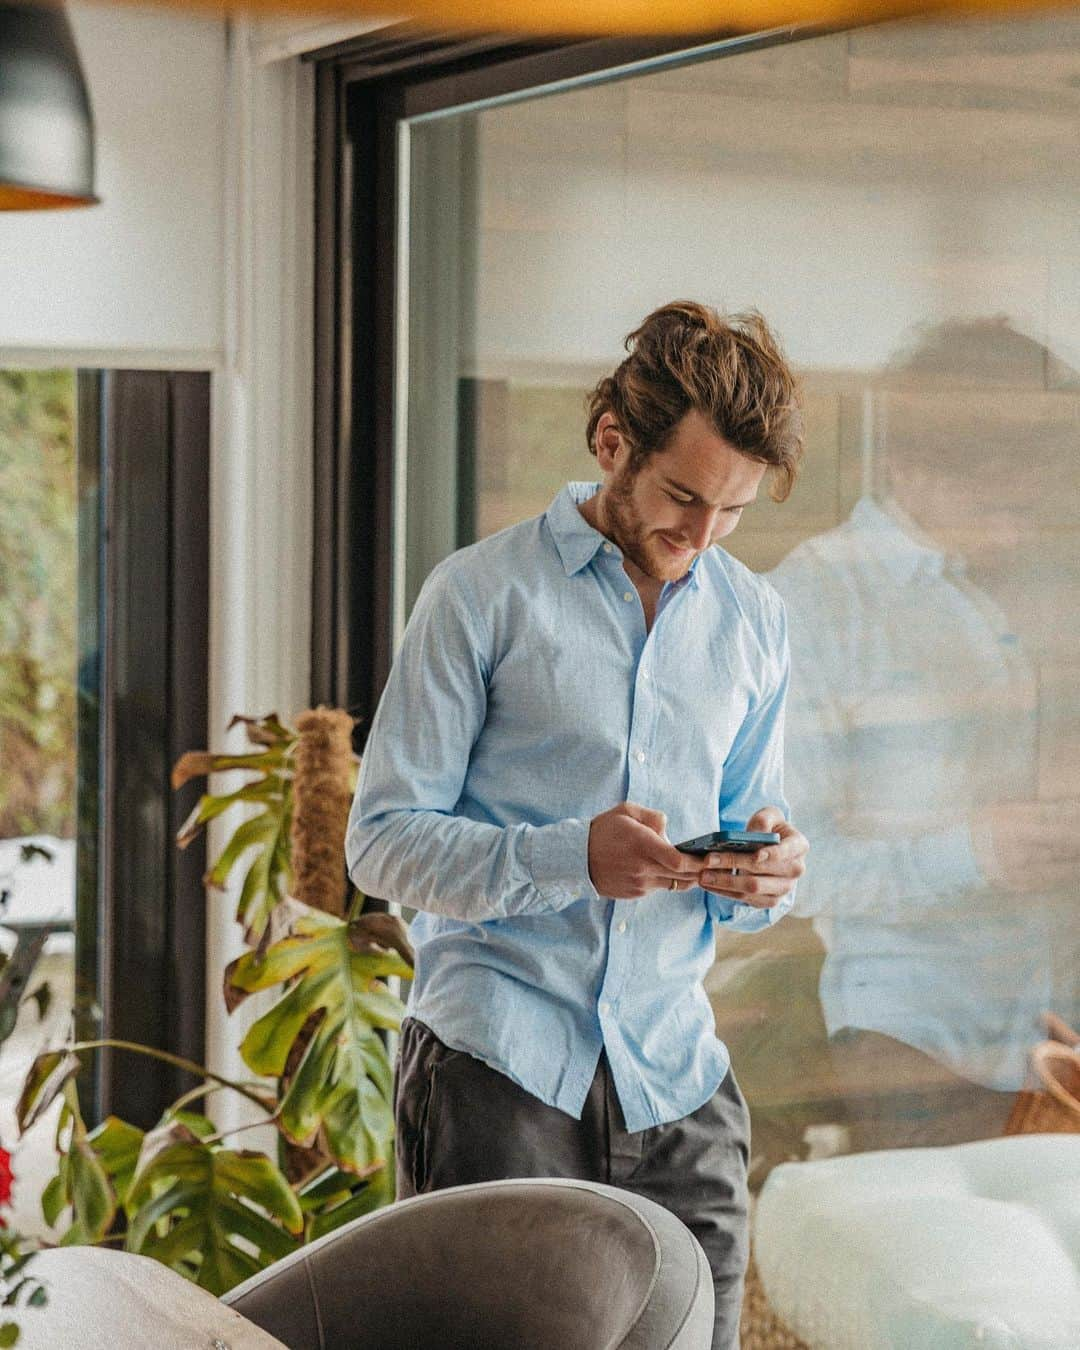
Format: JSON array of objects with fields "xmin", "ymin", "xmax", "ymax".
[
  {"xmin": 0, "ymin": 369, "xmax": 77, "ymax": 841},
  {"xmin": 15, "ymin": 710, "xmax": 412, "ymax": 1296}
]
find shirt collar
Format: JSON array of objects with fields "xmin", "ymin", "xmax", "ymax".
[
  {"xmin": 546, "ymin": 482, "xmax": 612, "ymax": 575},
  {"xmin": 546, "ymin": 481, "xmax": 702, "ymax": 589}
]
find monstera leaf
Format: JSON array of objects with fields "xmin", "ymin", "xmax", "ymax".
[
  {"xmin": 125, "ymin": 1123, "xmax": 303, "ymax": 1295},
  {"xmin": 172, "ymin": 712, "xmax": 297, "ymax": 943},
  {"xmin": 89, "ymin": 1116, "xmax": 144, "ymax": 1209},
  {"xmin": 227, "ymin": 906, "xmax": 413, "ymax": 1176}
]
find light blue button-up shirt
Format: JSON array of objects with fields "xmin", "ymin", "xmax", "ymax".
[{"xmin": 346, "ymin": 481, "xmax": 794, "ymax": 1131}]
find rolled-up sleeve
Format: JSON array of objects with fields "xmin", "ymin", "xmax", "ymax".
[{"xmin": 345, "ymin": 562, "xmax": 597, "ymax": 922}]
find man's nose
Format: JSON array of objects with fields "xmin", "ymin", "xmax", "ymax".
[{"xmin": 685, "ymin": 509, "xmax": 718, "ymax": 550}]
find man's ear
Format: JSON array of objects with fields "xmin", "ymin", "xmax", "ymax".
[{"xmin": 594, "ymin": 413, "xmax": 624, "ymax": 472}]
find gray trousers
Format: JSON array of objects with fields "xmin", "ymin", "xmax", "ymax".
[{"xmin": 394, "ymin": 1017, "xmax": 750, "ymax": 1350}]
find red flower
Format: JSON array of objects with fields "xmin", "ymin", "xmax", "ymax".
[{"xmin": 0, "ymin": 1146, "xmax": 13, "ymax": 1211}]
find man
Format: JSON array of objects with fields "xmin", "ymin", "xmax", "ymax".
[{"xmin": 347, "ymin": 300, "xmax": 808, "ymax": 1349}]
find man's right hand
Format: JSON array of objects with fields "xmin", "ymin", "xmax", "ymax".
[{"xmin": 587, "ymin": 801, "xmax": 704, "ymax": 899}]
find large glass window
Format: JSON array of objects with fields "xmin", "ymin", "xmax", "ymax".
[{"xmin": 396, "ymin": 15, "xmax": 1080, "ymax": 1336}]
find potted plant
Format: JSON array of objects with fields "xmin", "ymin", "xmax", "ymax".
[{"xmin": 14, "ymin": 708, "xmax": 412, "ymax": 1295}]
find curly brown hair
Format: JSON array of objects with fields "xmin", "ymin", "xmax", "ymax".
[{"xmin": 585, "ymin": 301, "xmax": 804, "ymax": 502}]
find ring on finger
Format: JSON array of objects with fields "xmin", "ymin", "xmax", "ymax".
[{"xmin": 669, "ymin": 878, "xmax": 679, "ymax": 891}]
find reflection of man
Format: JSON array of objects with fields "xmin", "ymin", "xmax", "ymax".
[
  {"xmin": 347, "ymin": 301, "xmax": 808, "ymax": 1348},
  {"xmin": 771, "ymin": 318, "xmax": 1080, "ymax": 1150}
]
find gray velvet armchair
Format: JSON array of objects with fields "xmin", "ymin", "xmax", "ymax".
[{"xmin": 22, "ymin": 1178, "xmax": 715, "ymax": 1349}]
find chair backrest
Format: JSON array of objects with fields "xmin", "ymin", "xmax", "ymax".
[{"xmin": 224, "ymin": 1177, "xmax": 715, "ymax": 1349}]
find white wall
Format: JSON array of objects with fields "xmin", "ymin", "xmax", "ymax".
[{"xmin": 0, "ymin": 3, "xmax": 227, "ymax": 365}]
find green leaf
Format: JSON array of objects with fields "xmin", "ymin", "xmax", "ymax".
[
  {"xmin": 235, "ymin": 840, "xmax": 274, "ymax": 941},
  {"xmin": 228, "ymin": 794, "xmax": 292, "ymax": 944},
  {"xmin": 204, "ymin": 813, "xmax": 276, "ymax": 890},
  {"xmin": 16, "ymin": 1050, "xmax": 80, "ymax": 1133},
  {"xmin": 126, "ymin": 1140, "xmax": 302, "ymax": 1296},
  {"xmin": 306, "ymin": 1163, "xmax": 393, "ymax": 1241},
  {"xmin": 229, "ymin": 905, "xmax": 409, "ymax": 1175},
  {"xmin": 40, "ymin": 1173, "xmax": 66, "ymax": 1227},
  {"xmin": 176, "ymin": 774, "xmax": 285, "ymax": 848},
  {"xmin": 156, "ymin": 1109, "xmax": 217, "ymax": 1142},
  {"xmin": 68, "ymin": 1135, "xmax": 116, "ymax": 1241},
  {"xmin": 171, "ymin": 720, "xmax": 295, "ymax": 942},
  {"xmin": 296, "ymin": 1166, "xmax": 357, "ymax": 1213},
  {"xmin": 0, "ymin": 1320, "xmax": 19, "ymax": 1346},
  {"xmin": 87, "ymin": 1116, "xmax": 144, "ymax": 1209}
]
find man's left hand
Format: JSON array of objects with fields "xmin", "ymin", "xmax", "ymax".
[{"xmin": 697, "ymin": 806, "xmax": 807, "ymax": 909}]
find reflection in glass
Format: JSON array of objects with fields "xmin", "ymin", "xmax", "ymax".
[{"xmin": 772, "ymin": 318, "xmax": 1079, "ymax": 1151}]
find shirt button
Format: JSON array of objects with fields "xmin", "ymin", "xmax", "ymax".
[
  {"xmin": 603, "ymin": 543, "xmax": 613, "ymax": 553},
  {"xmin": 641, "ymin": 671, "xmax": 650, "ymax": 682},
  {"xmin": 600, "ymin": 1001, "xmax": 612, "ymax": 1016},
  {"xmin": 635, "ymin": 750, "xmax": 646, "ymax": 763},
  {"xmin": 623, "ymin": 591, "xmax": 633, "ymax": 602},
  {"xmin": 617, "ymin": 920, "xmax": 628, "ymax": 934}
]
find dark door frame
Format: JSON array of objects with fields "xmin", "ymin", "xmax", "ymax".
[
  {"xmin": 76, "ymin": 369, "xmax": 209, "ymax": 1126},
  {"xmin": 307, "ymin": 23, "xmax": 825, "ymax": 739}
]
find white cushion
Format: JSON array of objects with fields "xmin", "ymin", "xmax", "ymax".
[
  {"xmin": 755, "ymin": 1134, "xmax": 1080, "ymax": 1349},
  {"xmin": 16, "ymin": 1246, "xmax": 287, "ymax": 1349}
]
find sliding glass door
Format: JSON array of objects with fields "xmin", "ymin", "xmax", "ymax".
[
  {"xmin": 307, "ymin": 14, "xmax": 1080, "ymax": 1342},
  {"xmin": 393, "ymin": 14, "xmax": 1080, "ymax": 1180}
]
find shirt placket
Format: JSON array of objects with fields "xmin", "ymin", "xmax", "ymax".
[{"xmin": 599, "ymin": 571, "xmax": 691, "ymax": 1023}]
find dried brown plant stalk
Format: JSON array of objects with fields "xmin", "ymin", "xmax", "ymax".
[{"xmin": 290, "ymin": 707, "xmax": 357, "ymax": 916}]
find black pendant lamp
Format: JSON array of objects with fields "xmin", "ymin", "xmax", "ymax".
[{"xmin": 0, "ymin": 0, "xmax": 98, "ymax": 209}]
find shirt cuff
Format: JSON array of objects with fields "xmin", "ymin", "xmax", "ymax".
[
  {"xmin": 709, "ymin": 884, "xmax": 797, "ymax": 933},
  {"xmin": 522, "ymin": 817, "xmax": 599, "ymax": 910}
]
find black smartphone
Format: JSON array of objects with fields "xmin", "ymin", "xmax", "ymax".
[{"xmin": 675, "ymin": 829, "xmax": 781, "ymax": 856}]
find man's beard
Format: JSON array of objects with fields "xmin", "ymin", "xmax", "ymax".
[{"xmin": 603, "ymin": 469, "xmax": 697, "ymax": 581}]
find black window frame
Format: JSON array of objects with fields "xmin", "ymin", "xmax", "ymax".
[{"xmin": 76, "ymin": 368, "xmax": 210, "ymax": 1126}]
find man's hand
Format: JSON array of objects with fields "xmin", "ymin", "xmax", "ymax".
[
  {"xmin": 697, "ymin": 806, "xmax": 808, "ymax": 909},
  {"xmin": 588, "ymin": 802, "xmax": 704, "ymax": 899}
]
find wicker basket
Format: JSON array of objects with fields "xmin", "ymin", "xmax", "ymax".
[{"xmin": 1005, "ymin": 1040, "xmax": 1080, "ymax": 1135}]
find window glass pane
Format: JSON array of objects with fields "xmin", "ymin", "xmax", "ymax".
[
  {"xmin": 0, "ymin": 369, "xmax": 79, "ymax": 1234},
  {"xmin": 401, "ymin": 18, "xmax": 1080, "ymax": 1324}
]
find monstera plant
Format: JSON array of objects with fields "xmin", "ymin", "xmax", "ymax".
[{"xmin": 15, "ymin": 709, "xmax": 413, "ymax": 1295}]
